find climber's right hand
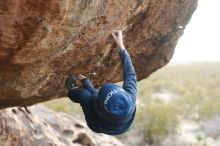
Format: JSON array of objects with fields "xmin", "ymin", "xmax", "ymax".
[{"xmin": 111, "ymin": 30, "xmax": 125, "ymax": 51}]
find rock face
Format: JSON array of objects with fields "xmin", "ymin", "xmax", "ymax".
[
  {"xmin": 0, "ymin": 105, "xmax": 125, "ymax": 146},
  {"xmin": 0, "ymin": 0, "xmax": 198, "ymax": 108}
]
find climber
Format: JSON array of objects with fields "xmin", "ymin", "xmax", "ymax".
[{"xmin": 65, "ymin": 30, "xmax": 137, "ymax": 135}]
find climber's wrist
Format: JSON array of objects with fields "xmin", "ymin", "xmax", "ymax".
[
  {"xmin": 119, "ymin": 44, "xmax": 125, "ymax": 51},
  {"xmin": 120, "ymin": 47, "xmax": 126, "ymax": 51}
]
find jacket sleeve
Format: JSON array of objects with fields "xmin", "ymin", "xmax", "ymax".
[{"xmin": 119, "ymin": 49, "xmax": 137, "ymax": 102}]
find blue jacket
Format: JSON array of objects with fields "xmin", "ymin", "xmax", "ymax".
[{"xmin": 80, "ymin": 49, "xmax": 137, "ymax": 135}]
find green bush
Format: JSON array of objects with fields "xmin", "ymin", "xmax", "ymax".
[{"xmin": 135, "ymin": 102, "xmax": 178, "ymax": 144}]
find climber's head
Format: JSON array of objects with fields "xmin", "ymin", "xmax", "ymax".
[{"xmin": 93, "ymin": 83, "xmax": 135, "ymax": 135}]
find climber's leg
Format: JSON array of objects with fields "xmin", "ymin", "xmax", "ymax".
[
  {"xmin": 80, "ymin": 97, "xmax": 100, "ymax": 133},
  {"xmin": 81, "ymin": 78, "xmax": 98, "ymax": 98},
  {"xmin": 67, "ymin": 89, "xmax": 92, "ymax": 103}
]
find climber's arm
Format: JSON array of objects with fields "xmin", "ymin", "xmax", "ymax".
[
  {"xmin": 119, "ymin": 49, "xmax": 137, "ymax": 100},
  {"xmin": 112, "ymin": 30, "xmax": 137, "ymax": 101}
]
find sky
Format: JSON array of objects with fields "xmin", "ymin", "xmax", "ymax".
[{"xmin": 169, "ymin": 0, "xmax": 220, "ymax": 64}]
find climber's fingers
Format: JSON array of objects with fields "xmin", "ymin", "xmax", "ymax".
[
  {"xmin": 111, "ymin": 32, "xmax": 117, "ymax": 40},
  {"xmin": 111, "ymin": 30, "xmax": 125, "ymax": 49},
  {"xmin": 113, "ymin": 30, "xmax": 123, "ymax": 39},
  {"xmin": 112, "ymin": 30, "xmax": 120, "ymax": 36}
]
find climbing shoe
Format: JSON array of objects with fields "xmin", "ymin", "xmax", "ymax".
[{"xmin": 66, "ymin": 75, "xmax": 78, "ymax": 91}]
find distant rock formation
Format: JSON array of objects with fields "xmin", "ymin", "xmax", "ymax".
[
  {"xmin": 0, "ymin": 0, "xmax": 198, "ymax": 108},
  {"xmin": 0, "ymin": 105, "xmax": 125, "ymax": 146}
]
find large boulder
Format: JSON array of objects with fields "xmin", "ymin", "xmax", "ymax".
[
  {"xmin": 0, "ymin": 105, "xmax": 125, "ymax": 146},
  {"xmin": 0, "ymin": 0, "xmax": 198, "ymax": 108}
]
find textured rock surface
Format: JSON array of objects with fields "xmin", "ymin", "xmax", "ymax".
[
  {"xmin": 0, "ymin": 0, "xmax": 198, "ymax": 108},
  {"xmin": 0, "ymin": 105, "xmax": 125, "ymax": 146}
]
